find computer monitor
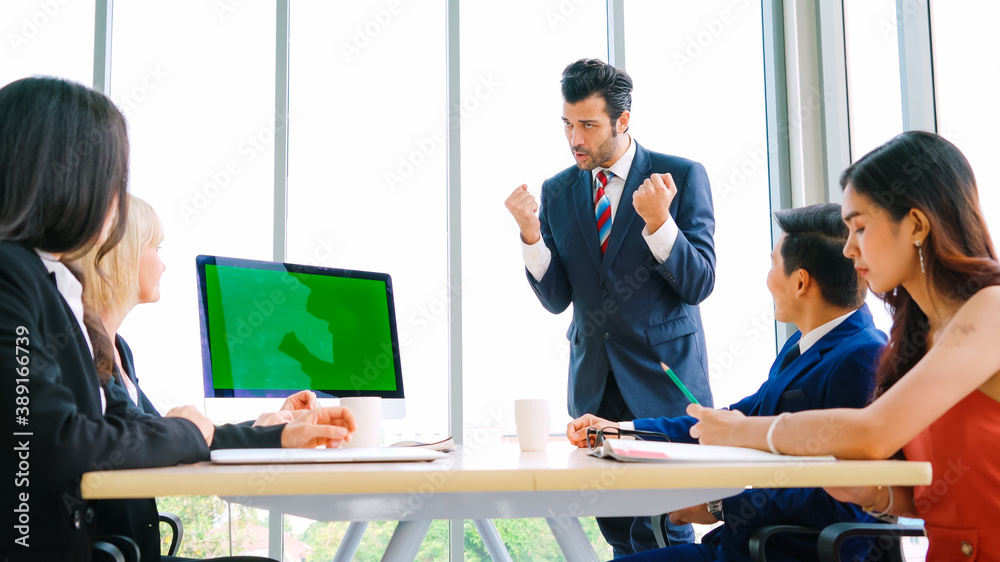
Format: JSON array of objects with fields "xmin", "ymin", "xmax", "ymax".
[{"xmin": 195, "ymin": 255, "xmax": 406, "ymax": 418}]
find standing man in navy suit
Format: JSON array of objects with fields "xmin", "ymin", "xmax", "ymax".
[
  {"xmin": 504, "ymin": 58, "xmax": 717, "ymax": 555},
  {"xmin": 568, "ymin": 204, "xmax": 887, "ymax": 562}
]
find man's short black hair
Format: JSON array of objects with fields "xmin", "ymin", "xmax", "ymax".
[
  {"xmin": 560, "ymin": 58, "xmax": 632, "ymax": 128},
  {"xmin": 774, "ymin": 203, "xmax": 866, "ymax": 309}
]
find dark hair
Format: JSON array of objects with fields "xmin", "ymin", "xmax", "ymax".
[
  {"xmin": 0, "ymin": 77, "xmax": 130, "ymax": 381},
  {"xmin": 841, "ymin": 131, "xmax": 1000, "ymax": 398},
  {"xmin": 774, "ymin": 203, "xmax": 866, "ymax": 309},
  {"xmin": 561, "ymin": 59, "xmax": 632, "ymax": 129}
]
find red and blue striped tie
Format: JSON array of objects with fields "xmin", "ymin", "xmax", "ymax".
[{"xmin": 594, "ymin": 170, "xmax": 613, "ymax": 255}]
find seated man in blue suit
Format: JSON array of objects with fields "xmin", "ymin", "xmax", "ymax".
[
  {"xmin": 568, "ymin": 203, "xmax": 886, "ymax": 562},
  {"xmin": 506, "ymin": 58, "xmax": 716, "ymax": 555}
]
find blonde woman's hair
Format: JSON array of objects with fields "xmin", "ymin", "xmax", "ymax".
[{"xmin": 82, "ymin": 195, "xmax": 164, "ymax": 316}]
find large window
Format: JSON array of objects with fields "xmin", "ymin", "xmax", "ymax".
[
  {"xmin": 843, "ymin": 0, "xmax": 904, "ymax": 333},
  {"xmin": 287, "ymin": 0, "xmax": 449, "ymax": 445},
  {"xmin": 625, "ymin": 0, "xmax": 774, "ymax": 406},
  {"xmin": 931, "ymin": 0, "xmax": 1000, "ymax": 240},
  {"xmin": 110, "ymin": 1, "xmax": 277, "ymax": 417},
  {"xmin": 0, "ymin": 0, "xmax": 94, "ymax": 87},
  {"xmin": 284, "ymin": 1, "xmax": 451, "ymax": 557},
  {"xmin": 459, "ymin": 0, "xmax": 608, "ymax": 442}
]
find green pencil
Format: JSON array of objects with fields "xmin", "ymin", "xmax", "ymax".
[{"xmin": 660, "ymin": 362, "xmax": 701, "ymax": 406}]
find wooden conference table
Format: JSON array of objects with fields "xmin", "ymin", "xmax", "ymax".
[{"xmin": 82, "ymin": 443, "xmax": 932, "ymax": 561}]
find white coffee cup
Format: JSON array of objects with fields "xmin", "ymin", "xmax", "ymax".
[
  {"xmin": 340, "ymin": 396, "xmax": 381, "ymax": 448},
  {"xmin": 514, "ymin": 398, "xmax": 550, "ymax": 452}
]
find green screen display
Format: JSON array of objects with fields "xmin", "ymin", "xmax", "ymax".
[{"xmin": 202, "ymin": 263, "xmax": 398, "ymax": 395}]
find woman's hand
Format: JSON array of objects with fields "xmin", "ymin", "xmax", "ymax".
[
  {"xmin": 281, "ymin": 390, "xmax": 319, "ymax": 412},
  {"xmin": 280, "ymin": 406, "xmax": 357, "ymax": 449},
  {"xmin": 566, "ymin": 414, "xmax": 619, "ymax": 448},
  {"xmin": 252, "ymin": 410, "xmax": 296, "ymax": 427},
  {"xmin": 166, "ymin": 405, "xmax": 215, "ymax": 446},
  {"xmin": 687, "ymin": 405, "xmax": 749, "ymax": 446}
]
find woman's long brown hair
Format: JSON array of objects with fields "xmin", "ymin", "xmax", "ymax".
[{"xmin": 841, "ymin": 131, "xmax": 1000, "ymax": 399}]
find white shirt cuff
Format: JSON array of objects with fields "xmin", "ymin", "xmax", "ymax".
[
  {"xmin": 642, "ymin": 216, "xmax": 679, "ymax": 264},
  {"xmin": 618, "ymin": 421, "xmax": 636, "ymax": 440},
  {"xmin": 521, "ymin": 237, "xmax": 552, "ymax": 282}
]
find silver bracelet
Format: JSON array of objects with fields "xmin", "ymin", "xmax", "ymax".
[
  {"xmin": 868, "ymin": 485, "xmax": 895, "ymax": 519},
  {"xmin": 766, "ymin": 413, "xmax": 788, "ymax": 455}
]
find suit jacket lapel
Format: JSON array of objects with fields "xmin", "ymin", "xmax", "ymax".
[
  {"xmin": 748, "ymin": 334, "xmax": 801, "ymax": 415},
  {"xmin": 757, "ymin": 344, "xmax": 822, "ymax": 414},
  {"xmin": 600, "ymin": 142, "xmax": 649, "ymax": 282},
  {"xmin": 572, "ymin": 168, "xmax": 603, "ymax": 271},
  {"xmin": 756, "ymin": 306, "xmax": 873, "ymax": 414}
]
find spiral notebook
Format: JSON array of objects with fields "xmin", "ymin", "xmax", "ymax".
[{"xmin": 589, "ymin": 439, "xmax": 835, "ymax": 463}]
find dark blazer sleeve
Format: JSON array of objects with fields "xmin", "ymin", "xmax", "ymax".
[
  {"xmin": 115, "ymin": 336, "xmax": 283, "ymax": 449},
  {"xmin": 653, "ymin": 161, "xmax": 716, "ymax": 305},
  {"xmin": 526, "ymin": 175, "xmax": 575, "ymax": 314},
  {"xmin": 212, "ymin": 423, "xmax": 284, "ymax": 449}
]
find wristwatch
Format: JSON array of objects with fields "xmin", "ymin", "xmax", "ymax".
[{"xmin": 706, "ymin": 499, "xmax": 724, "ymax": 522}]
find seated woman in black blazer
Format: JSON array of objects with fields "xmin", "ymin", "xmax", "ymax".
[{"xmin": 0, "ymin": 77, "xmax": 356, "ymax": 562}]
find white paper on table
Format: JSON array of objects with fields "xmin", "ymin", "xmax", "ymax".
[{"xmin": 589, "ymin": 439, "xmax": 835, "ymax": 463}]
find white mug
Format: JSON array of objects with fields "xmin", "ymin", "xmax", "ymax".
[
  {"xmin": 514, "ymin": 399, "xmax": 550, "ymax": 452},
  {"xmin": 340, "ymin": 396, "xmax": 381, "ymax": 448}
]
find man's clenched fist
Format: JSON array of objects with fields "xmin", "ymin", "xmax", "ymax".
[
  {"xmin": 505, "ymin": 184, "xmax": 541, "ymax": 245},
  {"xmin": 633, "ymin": 172, "xmax": 678, "ymax": 234}
]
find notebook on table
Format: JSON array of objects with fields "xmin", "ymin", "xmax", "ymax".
[
  {"xmin": 211, "ymin": 447, "xmax": 448, "ymax": 464},
  {"xmin": 589, "ymin": 439, "xmax": 835, "ymax": 463}
]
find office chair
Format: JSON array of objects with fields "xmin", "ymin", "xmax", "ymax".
[
  {"xmin": 92, "ymin": 511, "xmax": 185, "ymax": 562},
  {"xmin": 160, "ymin": 511, "xmax": 185, "ymax": 556},
  {"xmin": 93, "ymin": 535, "xmax": 141, "ymax": 562},
  {"xmin": 748, "ymin": 522, "xmax": 925, "ymax": 562}
]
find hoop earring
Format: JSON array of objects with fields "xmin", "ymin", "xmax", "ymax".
[{"xmin": 916, "ymin": 240, "xmax": 925, "ymax": 274}]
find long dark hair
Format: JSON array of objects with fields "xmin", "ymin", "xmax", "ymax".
[
  {"xmin": 841, "ymin": 131, "xmax": 1000, "ymax": 398},
  {"xmin": 0, "ymin": 77, "xmax": 130, "ymax": 381}
]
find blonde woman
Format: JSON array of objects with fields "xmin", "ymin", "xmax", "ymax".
[{"xmin": 80, "ymin": 195, "xmax": 332, "ymax": 561}]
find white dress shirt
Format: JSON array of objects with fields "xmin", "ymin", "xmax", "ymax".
[
  {"xmin": 619, "ymin": 308, "xmax": 860, "ymax": 432},
  {"xmin": 117, "ymin": 358, "xmax": 140, "ymax": 405},
  {"xmin": 522, "ymin": 136, "xmax": 681, "ymax": 281},
  {"xmin": 36, "ymin": 250, "xmax": 105, "ymax": 413}
]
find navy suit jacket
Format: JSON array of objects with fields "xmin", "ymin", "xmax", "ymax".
[
  {"xmin": 529, "ymin": 141, "xmax": 717, "ymax": 419},
  {"xmin": 634, "ymin": 305, "xmax": 887, "ymax": 562}
]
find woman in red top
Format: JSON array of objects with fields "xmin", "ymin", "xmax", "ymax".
[{"xmin": 689, "ymin": 131, "xmax": 1000, "ymax": 560}]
